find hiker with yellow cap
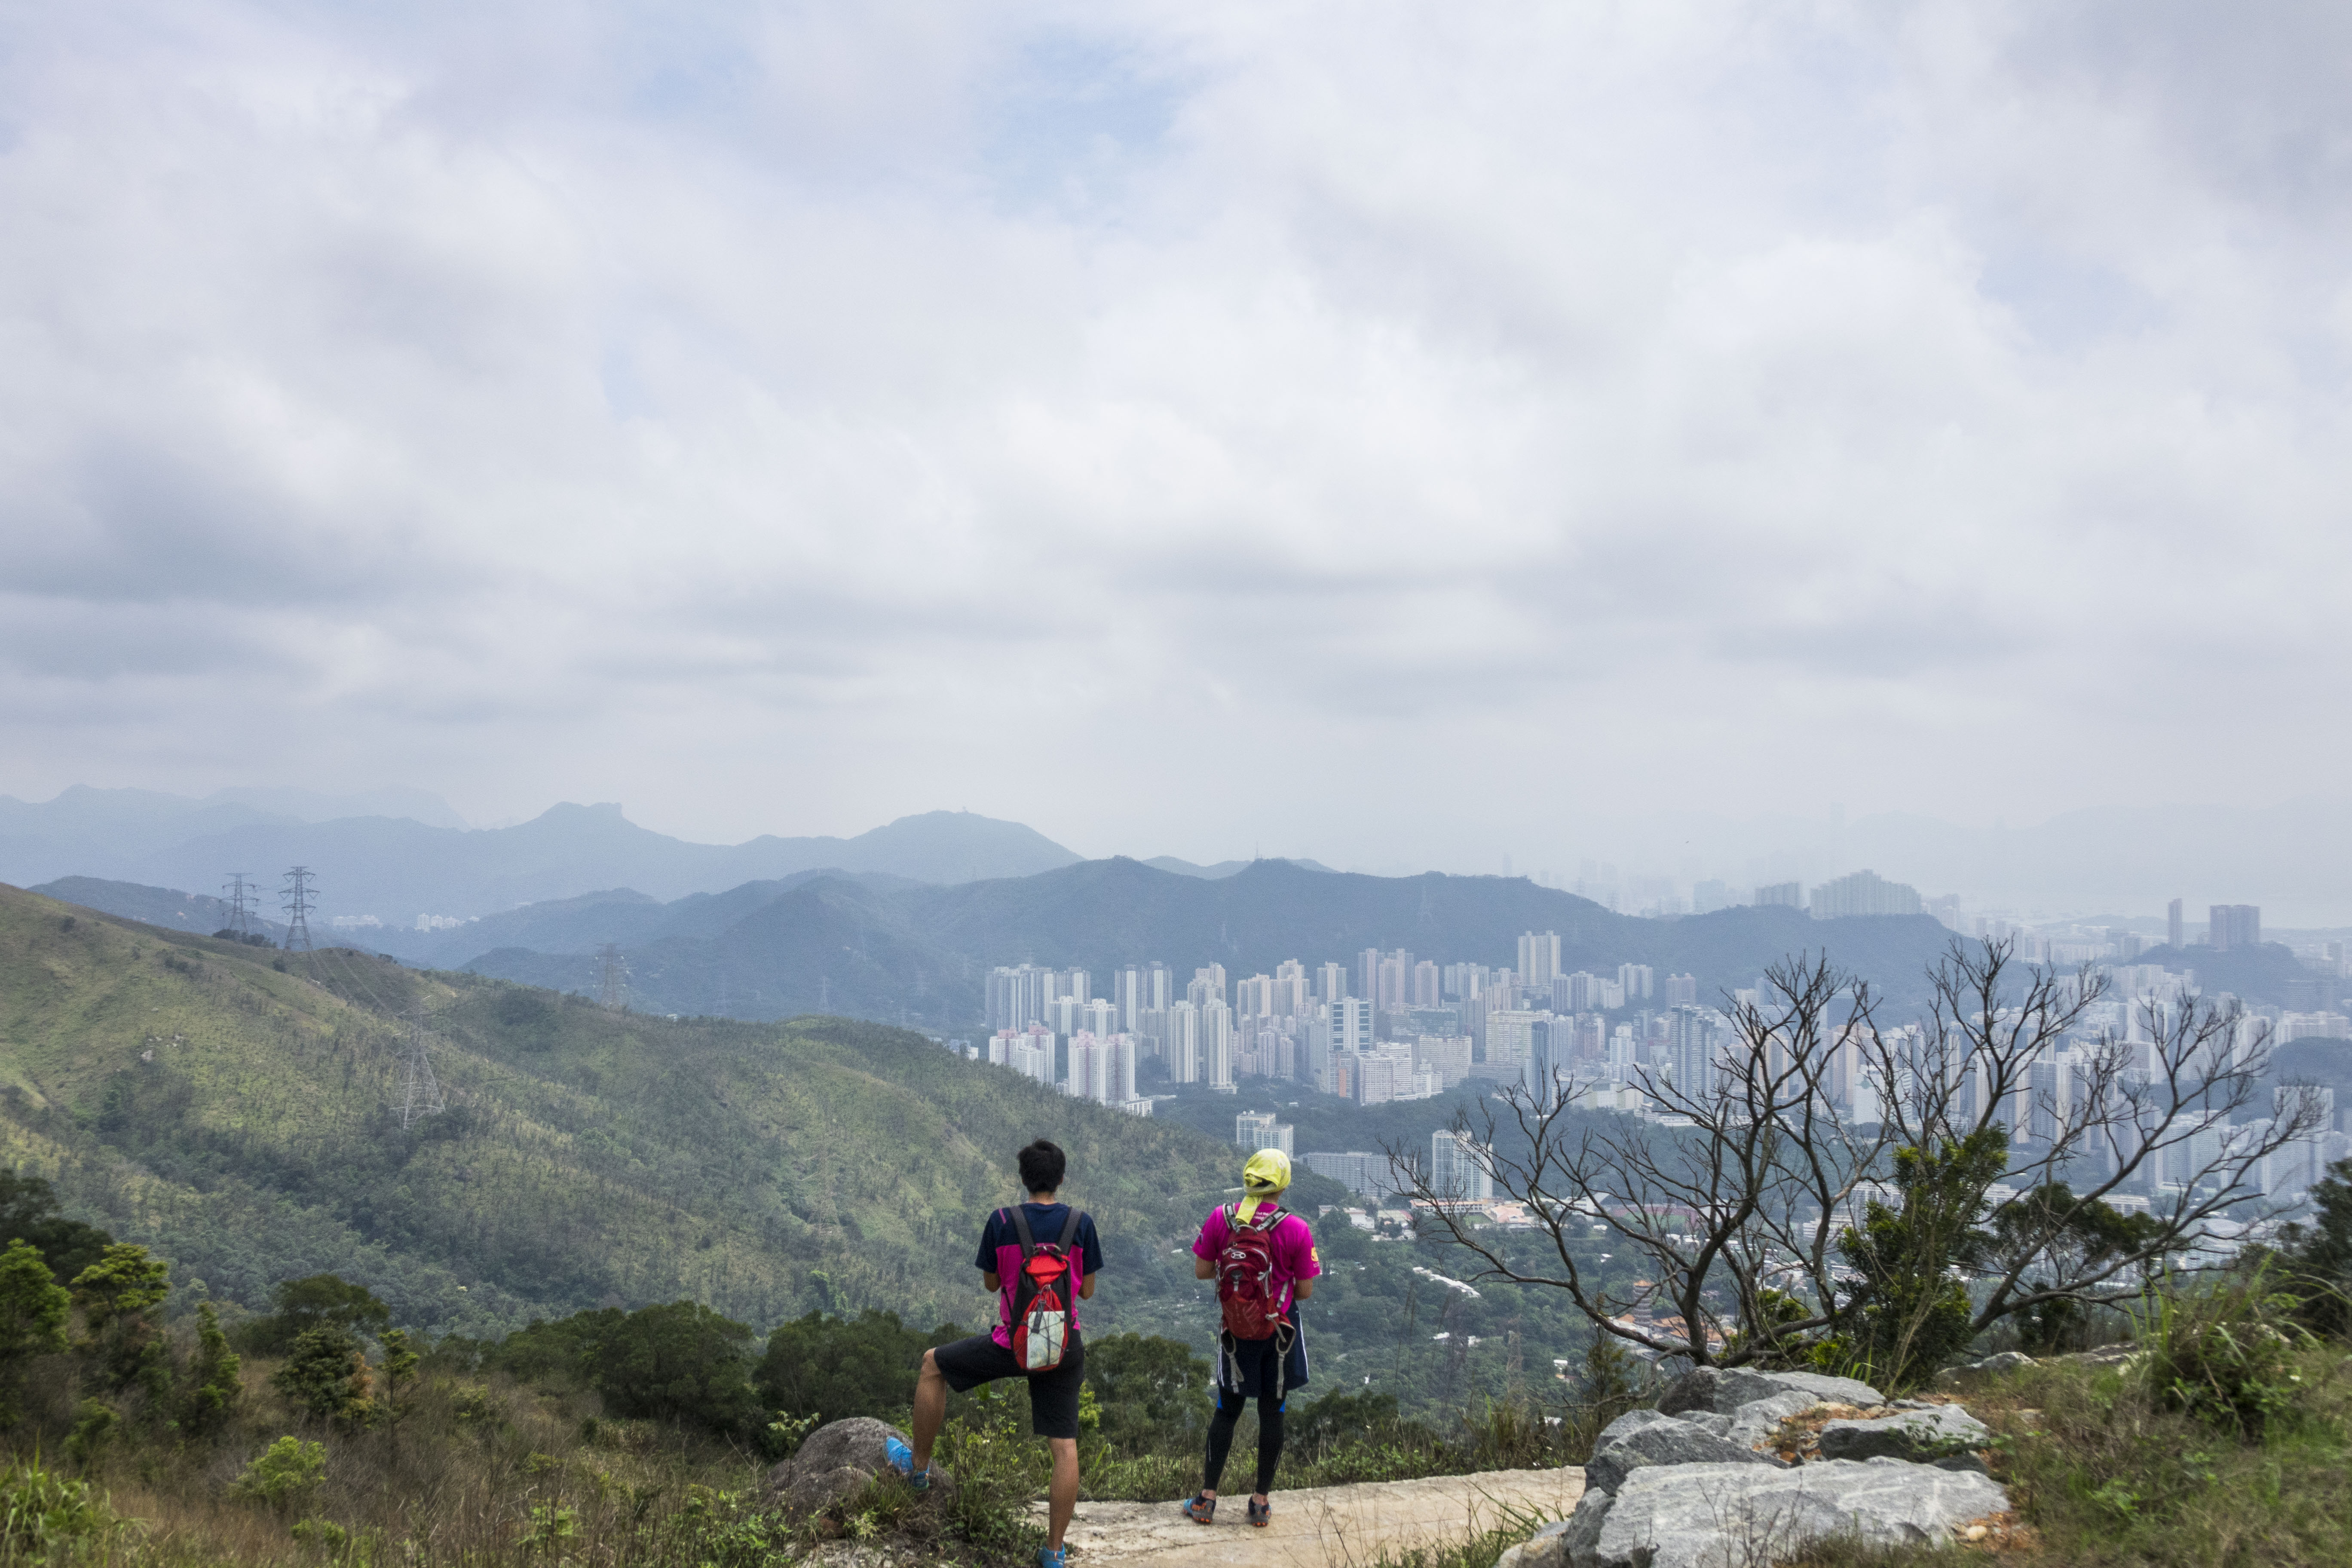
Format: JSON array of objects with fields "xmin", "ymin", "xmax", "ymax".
[{"xmin": 1181, "ymin": 1146, "xmax": 1321, "ymax": 1530}]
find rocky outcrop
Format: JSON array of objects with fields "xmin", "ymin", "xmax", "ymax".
[
  {"xmin": 764, "ymin": 1417, "xmax": 951, "ymax": 1514},
  {"xmin": 1504, "ymin": 1365, "xmax": 2005, "ymax": 1568},
  {"xmin": 1568, "ymin": 1458, "xmax": 2009, "ymax": 1568}
]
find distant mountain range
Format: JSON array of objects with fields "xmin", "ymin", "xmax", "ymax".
[
  {"xmin": 0, "ymin": 788, "xmax": 1083, "ymax": 914},
  {"xmin": 36, "ymin": 859, "xmax": 1983, "ymax": 1031}
]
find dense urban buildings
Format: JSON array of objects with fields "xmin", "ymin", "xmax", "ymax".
[{"xmin": 951, "ymin": 882, "xmax": 2348, "ymax": 1206}]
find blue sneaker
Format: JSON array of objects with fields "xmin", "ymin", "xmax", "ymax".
[
  {"xmin": 1039, "ymin": 1549, "xmax": 1067, "ymax": 1568},
  {"xmin": 883, "ymin": 1436, "xmax": 930, "ymax": 1491}
]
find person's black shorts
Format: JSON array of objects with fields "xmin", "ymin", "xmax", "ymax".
[{"xmin": 930, "ymin": 1332, "xmax": 1087, "ymax": 1439}]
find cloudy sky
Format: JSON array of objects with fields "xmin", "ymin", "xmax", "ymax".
[{"xmin": 5, "ymin": 1, "xmax": 2349, "ymax": 873}]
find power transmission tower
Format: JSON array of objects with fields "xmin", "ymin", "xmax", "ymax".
[
  {"xmin": 596, "ymin": 943, "xmax": 628, "ymax": 1011},
  {"xmin": 222, "ymin": 873, "xmax": 258, "ymax": 937},
  {"xmin": 280, "ymin": 867, "xmax": 317, "ymax": 952},
  {"xmin": 399, "ymin": 1011, "xmax": 446, "ymax": 1127}
]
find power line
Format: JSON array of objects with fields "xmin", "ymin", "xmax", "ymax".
[{"xmin": 280, "ymin": 866, "xmax": 317, "ymax": 952}]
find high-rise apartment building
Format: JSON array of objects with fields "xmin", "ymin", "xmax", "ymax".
[
  {"xmin": 1115, "ymin": 964, "xmax": 1168, "ymax": 1030},
  {"xmin": 1663, "ymin": 973, "xmax": 1698, "ymax": 1007},
  {"xmin": 1617, "ymin": 964, "xmax": 1654, "ymax": 1001},
  {"xmin": 1237, "ymin": 1110, "xmax": 1278, "ymax": 1149},
  {"xmin": 1756, "ymin": 881, "xmax": 1804, "ymax": 909},
  {"xmin": 1412, "ymin": 960, "xmax": 1441, "ymax": 1007},
  {"xmin": 1318, "ymin": 961, "xmax": 1348, "ymax": 1003},
  {"xmin": 1309, "ymin": 998, "xmax": 1372, "ymax": 1092},
  {"xmin": 1273, "ymin": 960, "xmax": 1312, "ymax": 1016},
  {"xmin": 1484, "ymin": 1009, "xmax": 1542, "ymax": 1068},
  {"xmin": 1235, "ymin": 973, "xmax": 1274, "ymax": 1017},
  {"xmin": 1517, "ymin": 931, "xmax": 1562, "ymax": 988},
  {"xmin": 1692, "ymin": 879, "xmax": 1733, "ymax": 914},
  {"xmin": 1189, "ymin": 964, "xmax": 1228, "ymax": 1009},
  {"xmin": 986, "ymin": 965, "xmax": 1050, "ymax": 1031},
  {"xmin": 1203, "ymin": 999, "xmax": 1235, "ymax": 1092},
  {"xmin": 1429, "ymin": 1130, "xmax": 1494, "ymax": 1204},
  {"xmin": 1165, "ymin": 1001, "xmax": 1200, "ymax": 1084},
  {"xmin": 1357, "ymin": 948, "xmax": 1382, "ymax": 1005},
  {"xmin": 1808, "ymin": 870, "xmax": 1923, "ymax": 919},
  {"xmin": 2209, "ymin": 905, "xmax": 2261, "ymax": 952},
  {"xmin": 1666, "ymin": 1005, "xmax": 1721, "ymax": 1099}
]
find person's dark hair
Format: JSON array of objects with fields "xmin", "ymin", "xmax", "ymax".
[{"xmin": 1017, "ymin": 1139, "xmax": 1067, "ymax": 1196}]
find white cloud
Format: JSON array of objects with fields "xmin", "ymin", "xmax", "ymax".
[{"xmin": 3, "ymin": 0, "xmax": 2349, "ymax": 874}]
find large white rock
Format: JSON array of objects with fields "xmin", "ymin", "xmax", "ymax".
[
  {"xmin": 1568, "ymin": 1458, "xmax": 2007, "ymax": 1568},
  {"xmin": 1713, "ymin": 1368, "xmax": 1884, "ymax": 1411},
  {"xmin": 1585, "ymin": 1418, "xmax": 1786, "ymax": 1496},
  {"xmin": 1657, "ymin": 1366, "xmax": 1883, "ymax": 1417},
  {"xmin": 1724, "ymin": 1390, "xmax": 1819, "ymax": 1453}
]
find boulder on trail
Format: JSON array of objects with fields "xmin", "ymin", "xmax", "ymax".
[
  {"xmin": 1494, "ymin": 1516, "xmax": 1578, "ymax": 1568},
  {"xmin": 1817, "ymin": 1404, "xmax": 1991, "ymax": 1462},
  {"xmin": 763, "ymin": 1417, "xmax": 950, "ymax": 1513},
  {"xmin": 1567, "ymin": 1457, "xmax": 2008, "ymax": 1568}
]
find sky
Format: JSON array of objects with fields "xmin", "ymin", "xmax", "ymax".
[{"xmin": 5, "ymin": 1, "xmax": 2351, "ymax": 877}]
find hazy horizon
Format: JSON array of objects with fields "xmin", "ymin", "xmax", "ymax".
[{"xmin": 6, "ymin": 4, "xmax": 2350, "ymax": 895}]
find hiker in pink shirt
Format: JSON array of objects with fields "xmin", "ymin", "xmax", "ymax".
[{"xmin": 1181, "ymin": 1147, "xmax": 1321, "ymax": 1530}]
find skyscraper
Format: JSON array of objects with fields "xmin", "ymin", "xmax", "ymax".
[
  {"xmin": 1517, "ymin": 931, "xmax": 1561, "ymax": 987},
  {"xmin": 1429, "ymin": 1130, "xmax": 1494, "ymax": 1204},
  {"xmin": 2209, "ymin": 905, "xmax": 2261, "ymax": 952},
  {"xmin": 2167, "ymin": 898, "xmax": 2184, "ymax": 950},
  {"xmin": 1165, "ymin": 1001, "xmax": 1200, "ymax": 1083},
  {"xmin": 1318, "ymin": 961, "xmax": 1348, "ymax": 1002},
  {"xmin": 1203, "ymin": 999, "xmax": 1235, "ymax": 1091}
]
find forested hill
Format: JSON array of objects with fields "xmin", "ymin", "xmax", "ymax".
[
  {"xmin": 0, "ymin": 881, "xmax": 1246, "ymax": 1342},
  {"xmin": 459, "ymin": 858, "xmax": 1967, "ymax": 1027}
]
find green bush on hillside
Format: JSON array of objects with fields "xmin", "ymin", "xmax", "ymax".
[{"xmin": 753, "ymin": 1309, "xmax": 966, "ymax": 1426}]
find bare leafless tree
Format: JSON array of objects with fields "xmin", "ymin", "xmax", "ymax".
[
  {"xmin": 1398, "ymin": 939, "xmax": 2334, "ymax": 1374},
  {"xmin": 1396, "ymin": 954, "xmax": 1888, "ymax": 1367}
]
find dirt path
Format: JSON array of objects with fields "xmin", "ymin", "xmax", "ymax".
[{"xmin": 1029, "ymin": 1466, "xmax": 1585, "ymax": 1566}]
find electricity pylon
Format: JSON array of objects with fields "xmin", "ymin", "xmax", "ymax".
[
  {"xmin": 222, "ymin": 873, "xmax": 258, "ymax": 937},
  {"xmin": 399, "ymin": 1011, "xmax": 446, "ymax": 1127},
  {"xmin": 596, "ymin": 943, "xmax": 628, "ymax": 1011},
  {"xmin": 280, "ymin": 867, "xmax": 317, "ymax": 952}
]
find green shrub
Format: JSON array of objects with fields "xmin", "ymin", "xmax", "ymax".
[
  {"xmin": 182, "ymin": 1301, "xmax": 244, "ymax": 1434},
  {"xmin": 230, "ymin": 1436, "xmax": 328, "ymax": 1514},
  {"xmin": 62, "ymin": 1399, "xmax": 118, "ymax": 1469},
  {"xmin": 2135, "ymin": 1272, "xmax": 2318, "ymax": 1440},
  {"xmin": 752, "ymin": 1309, "xmax": 965, "ymax": 1427},
  {"xmin": 271, "ymin": 1326, "xmax": 374, "ymax": 1422},
  {"xmin": 0, "ymin": 1455, "xmax": 116, "ymax": 1553}
]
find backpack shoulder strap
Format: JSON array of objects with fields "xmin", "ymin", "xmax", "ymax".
[
  {"xmin": 1054, "ymin": 1208, "xmax": 1081, "ymax": 1247},
  {"xmin": 1007, "ymin": 1203, "xmax": 1038, "ymax": 1258}
]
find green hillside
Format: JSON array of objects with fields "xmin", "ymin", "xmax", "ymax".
[{"xmin": 0, "ymin": 882, "xmax": 1243, "ymax": 1342}]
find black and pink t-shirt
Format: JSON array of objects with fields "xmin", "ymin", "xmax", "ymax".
[
  {"xmin": 975, "ymin": 1203, "xmax": 1106, "ymax": 1351},
  {"xmin": 1192, "ymin": 1204, "xmax": 1322, "ymax": 1319}
]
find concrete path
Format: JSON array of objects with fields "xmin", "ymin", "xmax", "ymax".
[{"xmin": 1028, "ymin": 1466, "xmax": 1585, "ymax": 1566}]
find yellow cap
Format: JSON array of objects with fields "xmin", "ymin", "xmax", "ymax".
[{"xmin": 1237, "ymin": 1148, "xmax": 1292, "ymax": 1221}]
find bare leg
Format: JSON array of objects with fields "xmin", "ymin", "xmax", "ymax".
[
  {"xmin": 910, "ymin": 1350, "xmax": 948, "ymax": 1472},
  {"xmin": 1047, "ymin": 1436, "xmax": 1079, "ymax": 1549}
]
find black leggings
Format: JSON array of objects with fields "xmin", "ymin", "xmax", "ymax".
[{"xmin": 1202, "ymin": 1389, "xmax": 1285, "ymax": 1496}]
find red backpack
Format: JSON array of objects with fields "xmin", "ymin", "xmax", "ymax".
[
  {"xmin": 1216, "ymin": 1204, "xmax": 1289, "ymax": 1340},
  {"xmin": 1004, "ymin": 1206, "xmax": 1082, "ymax": 1372}
]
